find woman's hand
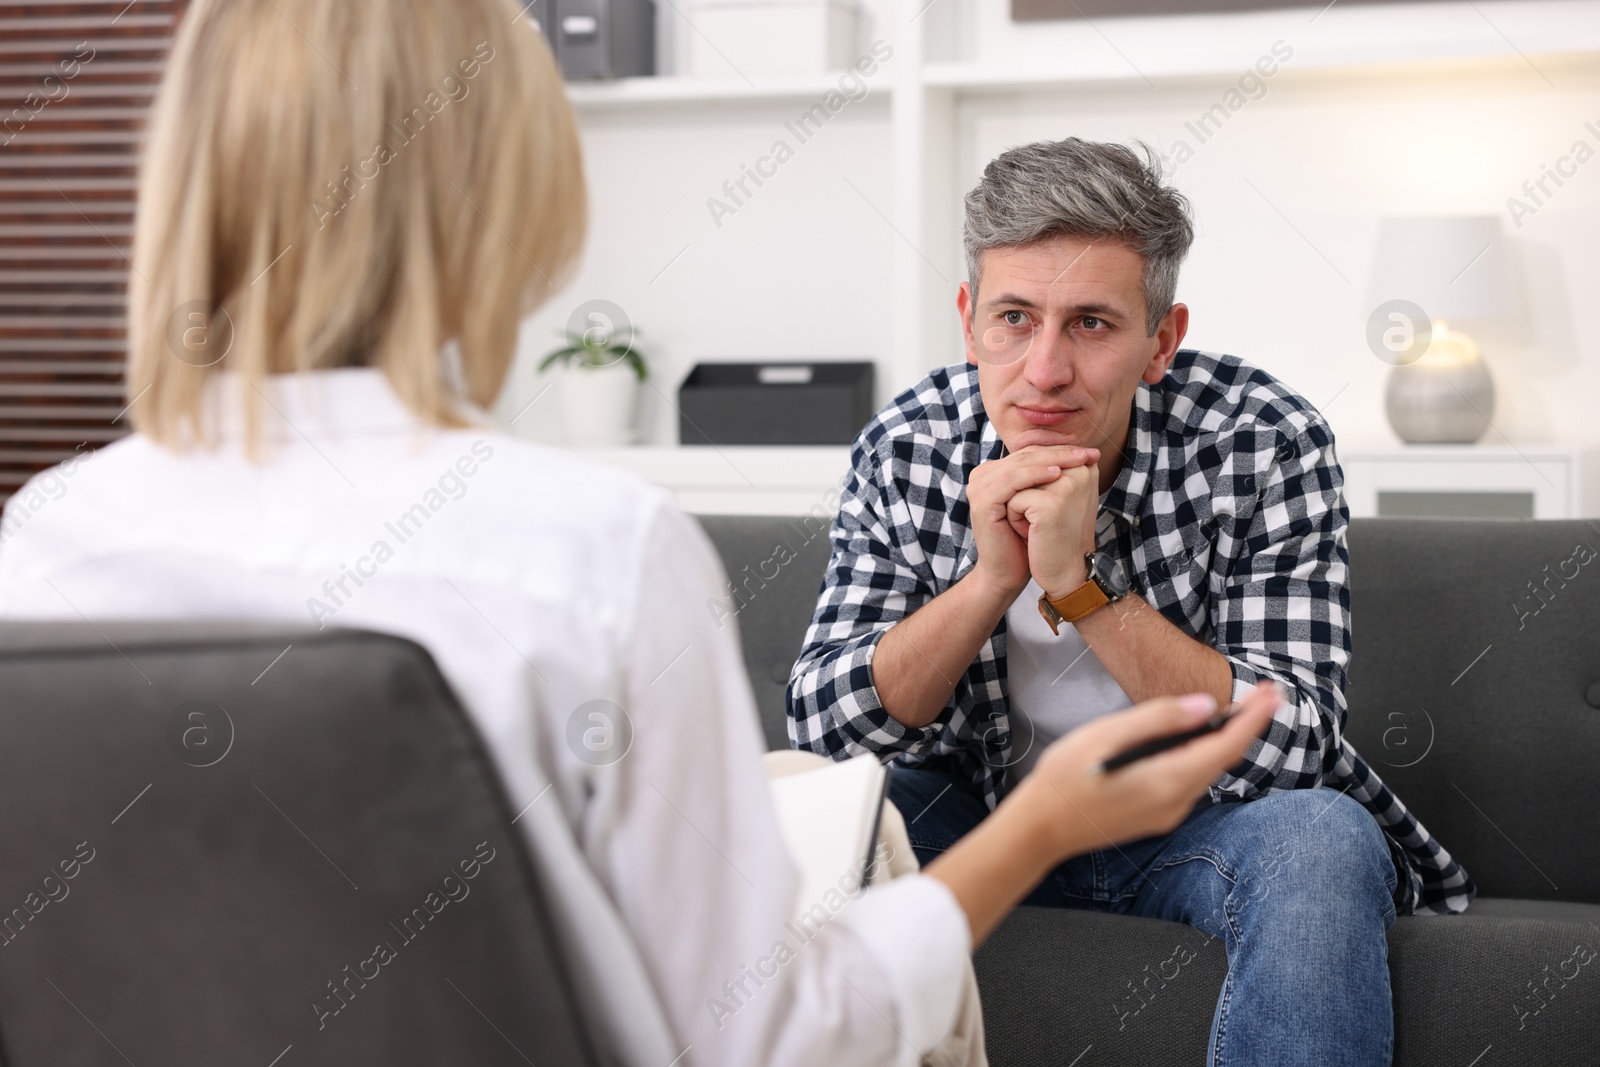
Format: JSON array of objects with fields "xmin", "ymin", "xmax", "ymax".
[
  {"xmin": 1012, "ymin": 680, "xmax": 1280, "ymax": 864},
  {"xmin": 925, "ymin": 681, "xmax": 1280, "ymax": 946}
]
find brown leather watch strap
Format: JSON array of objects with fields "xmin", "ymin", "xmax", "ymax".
[{"xmin": 1037, "ymin": 579, "xmax": 1111, "ymax": 634}]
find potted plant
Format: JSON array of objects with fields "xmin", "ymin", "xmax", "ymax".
[{"xmin": 539, "ymin": 310, "xmax": 648, "ymax": 447}]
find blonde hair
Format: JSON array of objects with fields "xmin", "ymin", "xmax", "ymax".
[{"xmin": 127, "ymin": 0, "xmax": 585, "ymax": 448}]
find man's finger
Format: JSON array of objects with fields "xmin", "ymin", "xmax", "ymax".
[
  {"xmin": 976, "ymin": 456, "xmax": 1088, "ymax": 506},
  {"xmin": 1012, "ymin": 444, "xmax": 1102, "ymax": 464},
  {"xmin": 1031, "ymin": 464, "xmax": 1100, "ymax": 500},
  {"xmin": 993, "ymin": 448, "xmax": 1098, "ymax": 478},
  {"xmin": 1006, "ymin": 487, "xmax": 1051, "ymax": 517}
]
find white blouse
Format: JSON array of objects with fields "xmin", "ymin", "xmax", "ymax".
[{"xmin": 0, "ymin": 368, "xmax": 969, "ymax": 1067}]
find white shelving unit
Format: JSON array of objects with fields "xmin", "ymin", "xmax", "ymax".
[
  {"xmin": 524, "ymin": 0, "xmax": 1600, "ymax": 515},
  {"xmin": 1341, "ymin": 445, "xmax": 1595, "ymax": 520}
]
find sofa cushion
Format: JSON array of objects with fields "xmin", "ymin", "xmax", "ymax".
[
  {"xmin": 974, "ymin": 903, "xmax": 1600, "ymax": 1067},
  {"xmin": 1463, "ymin": 897, "xmax": 1600, "ymax": 923}
]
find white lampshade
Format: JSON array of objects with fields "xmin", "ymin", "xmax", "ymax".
[{"xmin": 1367, "ymin": 215, "xmax": 1522, "ymax": 323}]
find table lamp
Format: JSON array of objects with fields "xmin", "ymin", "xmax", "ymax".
[{"xmin": 1366, "ymin": 215, "xmax": 1522, "ymax": 444}]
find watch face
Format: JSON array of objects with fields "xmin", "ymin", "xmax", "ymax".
[{"xmin": 1091, "ymin": 551, "xmax": 1129, "ymax": 598}]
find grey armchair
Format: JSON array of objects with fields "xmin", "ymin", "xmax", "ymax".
[{"xmin": 0, "ymin": 623, "xmax": 599, "ymax": 1067}]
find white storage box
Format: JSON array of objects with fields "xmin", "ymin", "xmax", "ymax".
[{"xmin": 685, "ymin": 0, "xmax": 860, "ymax": 77}]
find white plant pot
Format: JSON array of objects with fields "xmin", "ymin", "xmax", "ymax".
[{"xmin": 558, "ymin": 363, "xmax": 639, "ymax": 447}]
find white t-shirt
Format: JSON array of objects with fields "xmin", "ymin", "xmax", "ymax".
[
  {"xmin": 1003, "ymin": 576, "xmax": 1132, "ymax": 777},
  {"xmin": 0, "ymin": 368, "xmax": 968, "ymax": 1067}
]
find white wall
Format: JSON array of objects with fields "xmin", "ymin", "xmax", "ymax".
[{"xmin": 953, "ymin": 55, "xmax": 1600, "ymax": 448}]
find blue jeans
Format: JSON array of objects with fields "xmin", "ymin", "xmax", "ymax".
[{"xmin": 891, "ymin": 765, "xmax": 1400, "ymax": 1067}]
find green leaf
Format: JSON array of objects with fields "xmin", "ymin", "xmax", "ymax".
[{"xmin": 541, "ymin": 329, "xmax": 649, "ymax": 380}]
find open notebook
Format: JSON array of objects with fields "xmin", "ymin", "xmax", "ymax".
[{"xmin": 768, "ymin": 755, "xmax": 890, "ymax": 922}]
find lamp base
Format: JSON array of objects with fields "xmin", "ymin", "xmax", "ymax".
[{"xmin": 1384, "ymin": 357, "xmax": 1495, "ymax": 444}]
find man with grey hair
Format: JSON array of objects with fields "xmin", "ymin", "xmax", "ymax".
[{"xmin": 789, "ymin": 137, "xmax": 1474, "ymax": 1065}]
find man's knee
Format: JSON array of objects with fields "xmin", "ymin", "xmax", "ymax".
[
  {"xmin": 1234, "ymin": 790, "xmax": 1395, "ymax": 909},
  {"xmin": 1288, "ymin": 789, "xmax": 1389, "ymax": 868}
]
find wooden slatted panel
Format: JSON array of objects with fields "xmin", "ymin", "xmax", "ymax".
[{"xmin": 0, "ymin": 0, "xmax": 184, "ymax": 509}]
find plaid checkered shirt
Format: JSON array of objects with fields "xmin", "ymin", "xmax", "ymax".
[{"xmin": 787, "ymin": 349, "xmax": 1475, "ymax": 916}]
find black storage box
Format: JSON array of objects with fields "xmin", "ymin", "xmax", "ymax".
[
  {"xmin": 677, "ymin": 361, "xmax": 874, "ymax": 446},
  {"xmin": 552, "ymin": 0, "xmax": 655, "ymax": 80}
]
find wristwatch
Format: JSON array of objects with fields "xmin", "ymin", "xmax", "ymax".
[{"xmin": 1037, "ymin": 551, "xmax": 1129, "ymax": 634}]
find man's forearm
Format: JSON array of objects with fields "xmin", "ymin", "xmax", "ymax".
[
  {"xmin": 1076, "ymin": 593, "xmax": 1234, "ymax": 708},
  {"xmin": 873, "ymin": 572, "xmax": 1013, "ymax": 730}
]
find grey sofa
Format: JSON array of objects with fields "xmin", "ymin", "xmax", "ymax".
[{"xmin": 696, "ymin": 515, "xmax": 1600, "ymax": 1067}]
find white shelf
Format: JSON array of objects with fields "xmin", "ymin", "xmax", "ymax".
[
  {"xmin": 577, "ymin": 445, "xmax": 853, "ymax": 515},
  {"xmin": 920, "ymin": 63, "xmax": 1157, "ymax": 91},
  {"xmin": 565, "ymin": 74, "xmax": 893, "ymax": 110}
]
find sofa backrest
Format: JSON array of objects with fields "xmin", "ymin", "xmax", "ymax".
[
  {"xmin": 696, "ymin": 514, "xmax": 837, "ymax": 750},
  {"xmin": 1343, "ymin": 518, "xmax": 1600, "ymax": 904},
  {"xmin": 0, "ymin": 623, "xmax": 600, "ymax": 1067},
  {"xmin": 696, "ymin": 515, "xmax": 1600, "ymax": 905}
]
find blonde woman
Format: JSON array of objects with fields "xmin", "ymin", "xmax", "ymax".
[{"xmin": 0, "ymin": 2, "xmax": 1276, "ymax": 1064}]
